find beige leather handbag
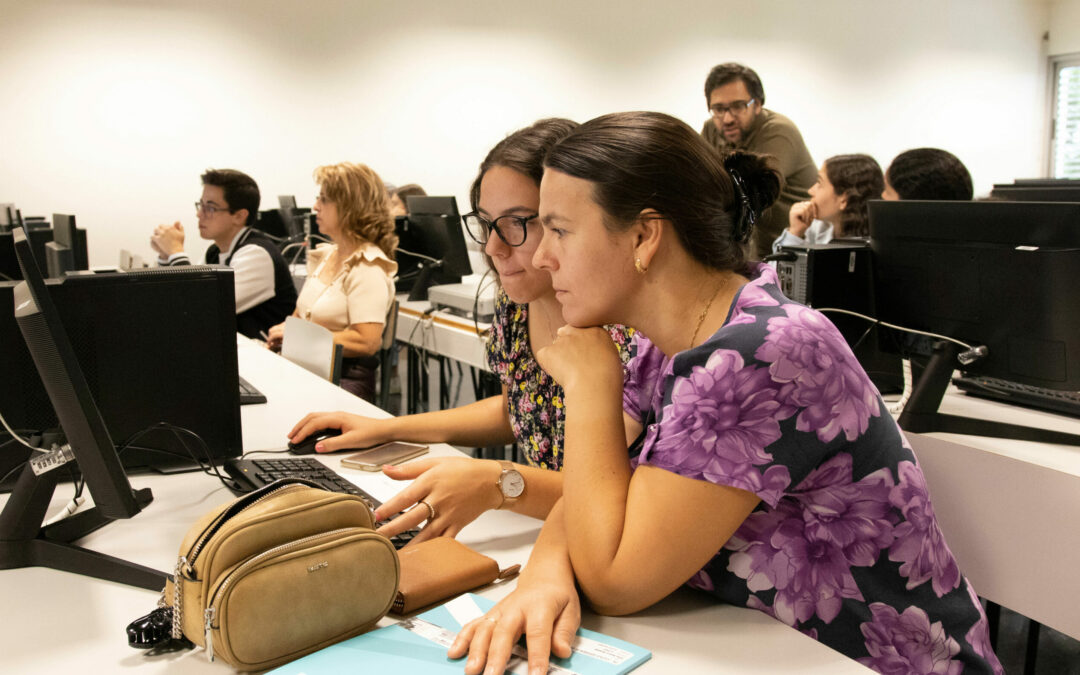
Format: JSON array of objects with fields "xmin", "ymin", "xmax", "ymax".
[{"xmin": 162, "ymin": 478, "xmax": 399, "ymax": 671}]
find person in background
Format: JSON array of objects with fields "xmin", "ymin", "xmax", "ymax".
[
  {"xmin": 772, "ymin": 154, "xmax": 884, "ymax": 251},
  {"xmin": 288, "ymin": 119, "xmax": 634, "ymax": 543},
  {"xmin": 882, "ymin": 148, "xmax": 973, "ymax": 201},
  {"xmin": 389, "ymin": 183, "xmax": 427, "ymax": 217},
  {"xmin": 266, "ymin": 163, "xmax": 397, "ymax": 402},
  {"xmin": 150, "ymin": 169, "xmax": 297, "ymax": 339},
  {"xmin": 452, "ymin": 111, "xmax": 1002, "ymax": 675},
  {"xmin": 700, "ymin": 62, "xmax": 817, "ymax": 259}
]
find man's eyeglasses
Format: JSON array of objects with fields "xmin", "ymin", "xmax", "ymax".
[
  {"xmin": 195, "ymin": 201, "xmax": 232, "ymax": 216},
  {"xmin": 709, "ymin": 98, "xmax": 756, "ymax": 118},
  {"xmin": 463, "ymin": 212, "xmax": 537, "ymax": 247}
]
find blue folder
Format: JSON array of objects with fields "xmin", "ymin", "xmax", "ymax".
[{"xmin": 269, "ymin": 593, "xmax": 651, "ymax": 674}]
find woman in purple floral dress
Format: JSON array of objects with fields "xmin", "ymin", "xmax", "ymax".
[{"xmin": 451, "ymin": 112, "xmax": 1003, "ymax": 675}]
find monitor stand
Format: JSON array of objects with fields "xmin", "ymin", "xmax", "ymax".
[
  {"xmin": 0, "ymin": 461, "xmax": 167, "ymax": 591},
  {"xmin": 898, "ymin": 341, "xmax": 1080, "ymax": 446},
  {"xmin": 407, "ymin": 259, "xmax": 443, "ymax": 302}
]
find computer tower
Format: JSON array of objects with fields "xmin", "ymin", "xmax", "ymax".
[{"xmin": 775, "ymin": 240, "xmax": 902, "ymax": 393}]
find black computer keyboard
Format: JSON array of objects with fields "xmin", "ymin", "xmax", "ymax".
[
  {"xmin": 222, "ymin": 456, "xmax": 418, "ymax": 548},
  {"xmin": 238, "ymin": 376, "xmax": 267, "ymax": 405},
  {"xmin": 952, "ymin": 375, "xmax": 1080, "ymax": 418}
]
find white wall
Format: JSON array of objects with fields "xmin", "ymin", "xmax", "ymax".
[
  {"xmin": 1048, "ymin": 0, "xmax": 1080, "ymax": 54},
  {"xmin": 0, "ymin": 0, "xmax": 1052, "ymax": 267}
]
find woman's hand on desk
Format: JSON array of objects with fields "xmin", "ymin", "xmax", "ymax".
[
  {"xmin": 288, "ymin": 411, "xmax": 392, "ymax": 451},
  {"xmin": 448, "ymin": 536, "xmax": 580, "ymax": 675},
  {"xmin": 265, "ymin": 322, "xmax": 285, "ymax": 352},
  {"xmin": 374, "ymin": 457, "xmax": 502, "ymax": 543}
]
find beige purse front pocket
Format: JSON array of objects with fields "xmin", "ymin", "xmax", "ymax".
[{"xmin": 206, "ymin": 529, "xmax": 399, "ymax": 671}]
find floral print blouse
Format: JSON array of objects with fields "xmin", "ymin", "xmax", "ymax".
[
  {"xmin": 622, "ymin": 264, "xmax": 1003, "ymax": 675},
  {"xmin": 486, "ymin": 288, "xmax": 634, "ymax": 470}
]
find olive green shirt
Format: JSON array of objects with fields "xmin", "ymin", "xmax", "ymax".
[{"xmin": 701, "ymin": 109, "xmax": 816, "ymax": 259}]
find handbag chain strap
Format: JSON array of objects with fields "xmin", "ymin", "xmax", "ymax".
[{"xmin": 171, "ymin": 556, "xmax": 187, "ymax": 640}]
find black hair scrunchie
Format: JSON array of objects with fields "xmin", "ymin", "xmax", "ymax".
[{"xmin": 728, "ymin": 169, "xmax": 756, "ymax": 244}]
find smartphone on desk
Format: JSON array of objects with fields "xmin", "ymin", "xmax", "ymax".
[{"xmin": 340, "ymin": 442, "xmax": 429, "ymax": 471}]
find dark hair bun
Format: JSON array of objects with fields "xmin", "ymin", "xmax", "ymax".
[{"xmin": 722, "ymin": 151, "xmax": 782, "ymax": 242}]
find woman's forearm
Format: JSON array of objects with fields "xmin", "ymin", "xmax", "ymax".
[
  {"xmin": 334, "ymin": 328, "xmax": 380, "ymax": 358},
  {"xmin": 379, "ymin": 394, "xmax": 515, "ymax": 448},
  {"xmin": 560, "ymin": 381, "xmax": 633, "ymax": 571},
  {"xmin": 524, "ymin": 499, "xmax": 574, "ymax": 578}
]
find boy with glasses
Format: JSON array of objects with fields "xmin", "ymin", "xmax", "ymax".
[
  {"xmin": 700, "ymin": 63, "xmax": 817, "ymax": 259},
  {"xmin": 150, "ymin": 168, "xmax": 296, "ymax": 339}
]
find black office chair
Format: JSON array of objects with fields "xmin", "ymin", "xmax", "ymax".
[{"xmin": 377, "ymin": 299, "xmax": 399, "ymax": 410}]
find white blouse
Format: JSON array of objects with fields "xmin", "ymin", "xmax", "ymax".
[{"xmin": 296, "ymin": 242, "xmax": 397, "ymax": 331}]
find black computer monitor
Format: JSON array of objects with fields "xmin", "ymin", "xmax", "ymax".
[
  {"xmin": 773, "ymin": 240, "xmax": 902, "ymax": 393},
  {"xmin": 255, "ymin": 208, "xmax": 291, "ymax": 240},
  {"xmin": 0, "ymin": 268, "xmax": 243, "ymax": 480},
  {"xmin": 0, "ymin": 227, "xmax": 53, "ymax": 281},
  {"xmin": 44, "ymin": 213, "xmax": 89, "ymax": 277},
  {"xmin": 0, "ymin": 204, "xmax": 14, "ymax": 231},
  {"xmin": 0, "ymin": 218, "xmax": 167, "ymax": 590},
  {"xmin": 396, "ymin": 196, "xmax": 472, "ymax": 300},
  {"xmin": 990, "ymin": 178, "xmax": 1080, "ymax": 202},
  {"xmin": 868, "ymin": 199, "xmax": 1080, "ymax": 444}
]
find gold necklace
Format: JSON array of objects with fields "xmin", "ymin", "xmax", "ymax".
[{"xmin": 689, "ymin": 277, "xmax": 727, "ymax": 349}]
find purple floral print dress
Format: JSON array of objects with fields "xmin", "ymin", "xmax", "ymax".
[
  {"xmin": 622, "ymin": 264, "xmax": 1003, "ymax": 675},
  {"xmin": 486, "ymin": 288, "xmax": 634, "ymax": 470}
]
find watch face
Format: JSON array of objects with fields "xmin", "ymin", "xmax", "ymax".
[{"xmin": 501, "ymin": 470, "xmax": 525, "ymax": 498}]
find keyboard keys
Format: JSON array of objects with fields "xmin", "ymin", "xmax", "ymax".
[
  {"xmin": 952, "ymin": 375, "xmax": 1080, "ymax": 418},
  {"xmin": 223, "ymin": 456, "xmax": 419, "ymax": 548}
]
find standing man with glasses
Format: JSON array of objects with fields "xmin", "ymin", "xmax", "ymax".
[
  {"xmin": 150, "ymin": 168, "xmax": 297, "ymax": 339},
  {"xmin": 701, "ymin": 63, "xmax": 817, "ymax": 259}
]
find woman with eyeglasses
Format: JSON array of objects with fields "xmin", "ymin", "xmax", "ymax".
[
  {"xmin": 266, "ymin": 162, "xmax": 398, "ymax": 402},
  {"xmin": 772, "ymin": 154, "xmax": 884, "ymax": 252},
  {"xmin": 451, "ymin": 112, "xmax": 1001, "ymax": 675},
  {"xmin": 288, "ymin": 119, "xmax": 634, "ymax": 542}
]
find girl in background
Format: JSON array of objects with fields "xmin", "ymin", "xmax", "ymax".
[{"xmin": 772, "ymin": 154, "xmax": 883, "ymax": 251}]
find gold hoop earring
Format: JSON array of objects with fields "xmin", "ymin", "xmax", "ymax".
[{"xmin": 634, "ymin": 257, "xmax": 647, "ymax": 274}]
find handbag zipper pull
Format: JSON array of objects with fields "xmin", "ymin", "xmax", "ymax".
[{"xmin": 204, "ymin": 607, "xmax": 216, "ymax": 662}]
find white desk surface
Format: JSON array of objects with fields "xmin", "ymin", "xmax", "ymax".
[
  {"xmin": 928, "ymin": 385, "xmax": 1080, "ymax": 477},
  {"xmin": 395, "ymin": 295, "xmax": 491, "ymax": 372},
  {"xmin": 0, "ymin": 337, "xmax": 877, "ymax": 673}
]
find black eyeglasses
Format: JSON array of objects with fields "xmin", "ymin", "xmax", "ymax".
[
  {"xmin": 195, "ymin": 201, "xmax": 233, "ymax": 216},
  {"xmin": 709, "ymin": 98, "xmax": 756, "ymax": 118},
  {"xmin": 462, "ymin": 212, "xmax": 537, "ymax": 247}
]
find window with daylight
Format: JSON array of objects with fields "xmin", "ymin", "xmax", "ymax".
[{"xmin": 1051, "ymin": 54, "xmax": 1080, "ymax": 178}]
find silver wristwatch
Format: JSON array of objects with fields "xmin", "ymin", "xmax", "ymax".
[{"xmin": 496, "ymin": 460, "xmax": 525, "ymax": 509}]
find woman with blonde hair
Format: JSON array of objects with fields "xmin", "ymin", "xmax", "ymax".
[{"xmin": 267, "ymin": 162, "xmax": 398, "ymax": 401}]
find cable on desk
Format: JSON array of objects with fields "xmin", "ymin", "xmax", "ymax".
[
  {"xmin": 116, "ymin": 422, "xmax": 244, "ymax": 492},
  {"xmin": 815, "ymin": 307, "xmax": 978, "ymax": 352},
  {"xmin": 815, "ymin": 307, "xmax": 962, "ymax": 415},
  {"xmin": 0, "ymin": 409, "xmax": 40, "ymax": 450}
]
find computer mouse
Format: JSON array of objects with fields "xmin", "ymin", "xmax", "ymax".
[{"xmin": 287, "ymin": 428, "xmax": 343, "ymax": 455}]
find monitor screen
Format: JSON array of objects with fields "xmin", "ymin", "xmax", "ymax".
[
  {"xmin": 869, "ymin": 199, "xmax": 1080, "ymax": 390},
  {"xmin": 397, "ymin": 195, "xmax": 471, "ymax": 300},
  {"xmin": 0, "ymin": 266, "xmax": 243, "ymax": 485}
]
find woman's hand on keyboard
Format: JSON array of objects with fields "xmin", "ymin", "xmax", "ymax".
[{"xmin": 374, "ymin": 457, "xmax": 502, "ymax": 544}]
